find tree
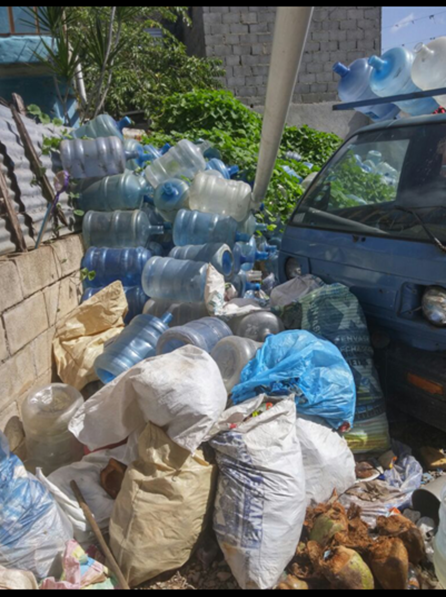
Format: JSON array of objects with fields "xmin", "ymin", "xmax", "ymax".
[{"xmin": 26, "ymin": 6, "xmax": 223, "ymax": 124}]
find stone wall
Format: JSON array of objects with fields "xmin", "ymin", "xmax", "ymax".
[{"xmin": 0, "ymin": 234, "xmax": 84, "ymax": 430}]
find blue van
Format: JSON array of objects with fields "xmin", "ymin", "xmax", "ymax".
[{"xmin": 280, "ymin": 113, "xmax": 446, "ymax": 430}]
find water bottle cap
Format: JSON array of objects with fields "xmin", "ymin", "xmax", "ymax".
[
  {"xmin": 333, "ymin": 62, "xmax": 350, "ymax": 77},
  {"xmin": 368, "ymin": 55, "xmax": 386, "ymax": 71},
  {"xmin": 235, "ymin": 232, "xmax": 250, "ymax": 242},
  {"xmin": 160, "ymin": 311, "xmax": 174, "ymax": 325},
  {"xmin": 259, "ymin": 203, "xmax": 265, "ymax": 212},
  {"xmin": 256, "ymin": 251, "xmax": 270, "ymax": 261},
  {"xmin": 117, "ymin": 116, "xmax": 132, "ymax": 132},
  {"xmin": 161, "ymin": 143, "xmax": 171, "ymax": 155},
  {"xmin": 256, "ymin": 223, "xmax": 268, "ymax": 232},
  {"xmin": 247, "ymin": 283, "xmax": 261, "ymax": 292},
  {"xmin": 265, "ymin": 244, "xmax": 278, "ymax": 254},
  {"xmin": 228, "ymin": 165, "xmax": 239, "ymax": 177},
  {"xmin": 163, "ymin": 182, "xmax": 175, "ymax": 195}
]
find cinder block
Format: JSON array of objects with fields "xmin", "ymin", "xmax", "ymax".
[
  {"xmin": 31, "ymin": 327, "xmax": 55, "ymax": 378},
  {"xmin": 249, "ymin": 23, "xmax": 268, "ymax": 34},
  {"xmin": 232, "ymin": 45, "xmax": 245, "ymax": 56},
  {"xmin": 238, "ymin": 32, "xmax": 259, "ymax": 44},
  {"xmin": 0, "ymin": 260, "xmax": 23, "ymax": 311},
  {"xmin": 0, "ymin": 320, "xmax": 8, "ymax": 363},
  {"xmin": 340, "ymin": 20, "xmax": 358, "ymax": 31},
  {"xmin": 365, "ymin": 8, "xmax": 378, "ymax": 19},
  {"xmin": 222, "ymin": 12, "xmax": 240, "ymax": 24},
  {"xmin": 225, "ymin": 54, "xmax": 241, "ymax": 66},
  {"xmin": 227, "ymin": 76, "xmax": 246, "ymax": 87},
  {"xmin": 224, "ymin": 33, "xmax": 240, "ymax": 44},
  {"xmin": 330, "ymin": 29, "xmax": 347, "ymax": 43},
  {"xmin": 209, "ymin": 24, "xmax": 225, "ymax": 35},
  {"xmin": 0, "ymin": 400, "xmax": 19, "ymax": 433},
  {"xmin": 57, "ymin": 274, "xmax": 82, "ymax": 320},
  {"xmin": 230, "ymin": 23, "xmax": 248, "ymax": 34},
  {"xmin": 203, "ymin": 12, "xmax": 222, "ymax": 24},
  {"xmin": 348, "ymin": 8, "xmax": 364, "ymax": 20},
  {"xmin": 212, "ymin": 44, "xmax": 233, "ymax": 57},
  {"xmin": 4, "ymin": 292, "xmax": 48, "ymax": 355},
  {"xmin": 241, "ymin": 12, "xmax": 258, "ymax": 25},
  {"xmin": 299, "ymin": 73, "xmax": 317, "ymax": 84},
  {"xmin": 0, "ymin": 344, "xmax": 36, "ymax": 410},
  {"xmin": 258, "ymin": 11, "xmax": 276, "ymax": 23},
  {"xmin": 13, "ymin": 246, "xmax": 60, "ymax": 299},
  {"xmin": 51, "ymin": 234, "xmax": 84, "ymax": 278}
]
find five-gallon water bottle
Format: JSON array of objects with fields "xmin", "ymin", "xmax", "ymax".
[
  {"xmin": 211, "ymin": 336, "xmax": 263, "ymax": 392},
  {"xmin": 73, "ymin": 115, "xmax": 132, "ymax": 140},
  {"xmin": 229, "ymin": 310, "xmax": 285, "ymax": 342},
  {"xmin": 94, "ymin": 312, "xmax": 173, "ymax": 384},
  {"xmin": 282, "ymin": 165, "xmax": 304, "ymax": 182},
  {"xmin": 237, "ymin": 213, "xmax": 268, "ymax": 237},
  {"xmin": 173, "ymin": 209, "xmax": 249, "ymax": 247},
  {"xmin": 205, "ymin": 158, "xmax": 239, "ymax": 179},
  {"xmin": 169, "ymin": 243, "xmax": 234, "ymax": 277},
  {"xmin": 82, "ymin": 210, "xmax": 165, "ymax": 249},
  {"xmin": 237, "ymin": 241, "xmax": 269, "ymax": 273},
  {"xmin": 83, "ymin": 286, "xmax": 148, "ymax": 324},
  {"xmin": 156, "ymin": 317, "xmax": 232, "ymax": 355},
  {"xmin": 60, "ymin": 137, "xmax": 147, "ymax": 179},
  {"xmin": 77, "ymin": 172, "xmax": 150, "ymax": 212},
  {"xmin": 153, "ymin": 179, "xmax": 190, "ymax": 223},
  {"xmin": 143, "ymin": 299, "xmax": 209, "ymax": 327},
  {"xmin": 22, "ymin": 384, "xmax": 84, "ymax": 476},
  {"xmin": 232, "ymin": 270, "xmax": 261, "ymax": 297},
  {"xmin": 82, "ymin": 247, "xmax": 151, "ymax": 288},
  {"xmin": 144, "ymin": 139, "xmax": 206, "ymax": 188},
  {"xmin": 188, "ymin": 172, "xmax": 253, "ymax": 222},
  {"xmin": 412, "ymin": 39, "xmax": 446, "ymax": 108},
  {"xmin": 368, "ymin": 48, "xmax": 438, "ymax": 116},
  {"xmin": 142, "ymin": 256, "xmax": 208, "ymax": 303},
  {"xmin": 333, "ymin": 59, "xmax": 400, "ymax": 121},
  {"xmin": 124, "ymin": 139, "xmax": 162, "ymax": 172},
  {"xmin": 434, "ymin": 486, "xmax": 446, "ymax": 589}
]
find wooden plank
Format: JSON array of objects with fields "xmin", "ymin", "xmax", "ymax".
[
  {"xmin": 9, "ymin": 103, "xmax": 68, "ymax": 227},
  {"xmin": 11, "ymin": 93, "xmax": 27, "ymax": 116},
  {"xmin": 0, "ymin": 164, "xmax": 28, "ymax": 252}
]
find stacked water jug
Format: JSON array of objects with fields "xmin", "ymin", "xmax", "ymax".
[
  {"xmin": 60, "ymin": 116, "xmax": 280, "ymax": 386},
  {"xmin": 333, "ymin": 38, "xmax": 446, "ymax": 121}
]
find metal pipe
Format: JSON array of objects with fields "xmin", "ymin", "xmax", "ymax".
[{"xmin": 252, "ymin": 6, "xmax": 314, "ymax": 208}]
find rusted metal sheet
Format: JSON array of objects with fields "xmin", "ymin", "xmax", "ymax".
[{"xmin": 0, "ymin": 104, "xmax": 76, "ymax": 256}]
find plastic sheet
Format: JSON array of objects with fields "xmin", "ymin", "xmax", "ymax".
[{"xmin": 231, "ymin": 330, "xmax": 356, "ymax": 431}]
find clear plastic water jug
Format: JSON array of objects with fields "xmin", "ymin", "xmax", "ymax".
[
  {"xmin": 144, "ymin": 139, "xmax": 206, "ymax": 188},
  {"xmin": 73, "ymin": 115, "xmax": 131, "ymax": 140},
  {"xmin": 232, "ymin": 270, "xmax": 261, "ymax": 297},
  {"xmin": 153, "ymin": 179, "xmax": 190, "ymax": 223},
  {"xmin": 95, "ymin": 312, "xmax": 172, "ymax": 383},
  {"xmin": 434, "ymin": 485, "xmax": 446, "ymax": 589},
  {"xmin": 143, "ymin": 299, "xmax": 209, "ymax": 327},
  {"xmin": 142, "ymin": 256, "xmax": 208, "ymax": 303},
  {"xmin": 83, "ymin": 286, "xmax": 148, "ymax": 324},
  {"xmin": 368, "ymin": 48, "xmax": 438, "ymax": 116},
  {"xmin": 82, "ymin": 246, "xmax": 151, "ymax": 288},
  {"xmin": 205, "ymin": 158, "xmax": 239, "ymax": 179},
  {"xmin": 169, "ymin": 243, "xmax": 234, "ymax": 277},
  {"xmin": 124, "ymin": 139, "xmax": 160, "ymax": 172},
  {"xmin": 237, "ymin": 213, "xmax": 268, "ymax": 237},
  {"xmin": 188, "ymin": 171, "xmax": 253, "ymax": 222},
  {"xmin": 211, "ymin": 336, "xmax": 262, "ymax": 392},
  {"xmin": 22, "ymin": 384, "xmax": 84, "ymax": 476},
  {"xmin": 156, "ymin": 317, "xmax": 232, "ymax": 355},
  {"xmin": 333, "ymin": 59, "xmax": 400, "ymax": 121},
  {"xmin": 412, "ymin": 38, "xmax": 446, "ymax": 108},
  {"xmin": 229, "ymin": 310, "xmax": 285, "ymax": 342},
  {"xmin": 173, "ymin": 209, "xmax": 249, "ymax": 247},
  {"xmin": 236, "ymin": 241, "xmax": 269, "ymax": 273},
  {"xmin": 82, "ymin": 210, "xmax": 165, "ymax": 249},
  {"xmin": 60, "ymin": 137, "xmax": 146, "ymax": 179},
  {"xmin": 77, "ymin": 172, "xmax": 150, "ymax": 212}
]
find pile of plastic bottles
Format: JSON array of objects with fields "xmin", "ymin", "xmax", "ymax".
[
  {"xmin": 59, "ymin": 115, "xmax": 283, "ymax": 386},
  {"xmin": 333, "ymin": 37, "xmax": 446, "ymax": 121}
]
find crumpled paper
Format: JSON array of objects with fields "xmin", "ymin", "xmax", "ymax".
[{"xmin": 53, "ymin": 282, "xmax": 128, "ymax": 390}]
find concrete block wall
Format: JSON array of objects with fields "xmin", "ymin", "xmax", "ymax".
[
  {"xmin": 0, "ymin": 234, "xmax": 84, "ymax": 430},
  {"xmin": 196, "ymin": 6, "xmax": 381, "ymax": 107}
]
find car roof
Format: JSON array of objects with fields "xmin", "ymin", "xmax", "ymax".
[{"xmin": 352, "ymin": 112, "xmax": 446, "ymax": 138}]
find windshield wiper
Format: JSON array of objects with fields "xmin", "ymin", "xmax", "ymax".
[{"xmin": 391, "ymin": 206, "xmax": 446, "ymax": 253}]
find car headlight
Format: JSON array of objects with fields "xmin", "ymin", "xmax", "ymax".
[
  {"xmin": 285, "ymin": 258, "xmax": 302, "ymax": 280},
  {"xmin": 422, "ymin": 286, "xmax": 446, "ymax": 327}
]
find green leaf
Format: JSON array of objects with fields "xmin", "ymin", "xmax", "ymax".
[
  {"xmin": 87, "ymin": 271, "xmax": 97, "ymax": 282},
  {"xmin": 74, "ymin": 210, "xmax": 85, "ymax": 217}
]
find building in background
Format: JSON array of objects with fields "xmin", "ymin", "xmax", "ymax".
[
  {"xmin": 0, "ymin": 7, "xmax": 76, "ymax": 121},
  {"xmin": 182, "ymin": 6, "xmax": 382, "ymax": 137}
]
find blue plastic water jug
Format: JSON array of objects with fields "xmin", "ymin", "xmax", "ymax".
[
  {"xmin": 173, "ymin": 209, "xmax": 249, "ymax": 247},
  {"xmin": 82, "ymin": 210, "xmax": 166, "ymax": 249},
  {"xmin": 205, "ymin": 158, "xmax": 239, "ymax": 179},
  {"xmin": 368, "ymin": 48, "xmax": 438, "ymax": 116},
  {"xmin": 142, "ymin": 256, "xmax": 208, "ymax": 303},
  {"xmin": 156, "ymin": 317, "xmax": 232, "ymax": 355},
  {"xmin": 333, "ymin": 59, "xmax": 400, "ymax": 121},
  {"xmin": 82, "ymin": 247, "xmax": 151, "ymax": 288},
  {"xmin": 232, "ymin": 271, "xmax": 261, "ymax": 297},
  {"xmin": 77, "ymin": 172, "xmax": 150, "ymax": 212},
  {"xmin": 169, "ymin": 243, "xmax": 234, "ymax": 277},
  {"xmin": 73, "ymin": 115, "xmax": 131, "ymax": 140},
  {"xmin": 153, "ymin": 179, "xmax": 190, "ymax": 223},
  {"xmin": 82, "ymin": 286, "xmax": 148, "ymax": 324},
  {"xmin": 237, "ymin": 213, "xmax": 268, "ymax": 237},
  {"xmin": 94, "ymin": 312, "xmax": 173, "ymax": 383}
]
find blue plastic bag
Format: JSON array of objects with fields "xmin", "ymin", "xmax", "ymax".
[
  {"xmin": 231, "ymin": 330, "xmax": 356, "ymax": 430},
  {"xmin": 0, "ymin": 431, "xmax": 72, "ymax": 579}
]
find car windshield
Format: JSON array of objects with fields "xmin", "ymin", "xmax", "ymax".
[{"xmin": 292, "ymin": 122, "xmax": 446, "ymax": 242}]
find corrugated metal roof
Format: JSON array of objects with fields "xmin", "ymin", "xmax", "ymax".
[{"xmin": 0, "ymin": 104, "xmax": 76, "ymax": 255}]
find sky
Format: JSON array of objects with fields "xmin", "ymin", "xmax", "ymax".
[{"xmin": 382, "ymin": 6, "xmax": 446, "ymax": 52}]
